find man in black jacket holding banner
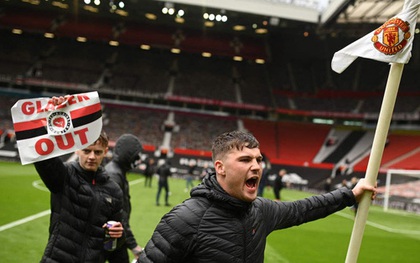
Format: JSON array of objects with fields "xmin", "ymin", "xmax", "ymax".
[{"xmin": 33, "ymin": 95, "xmax": 125, "ymax": 263}]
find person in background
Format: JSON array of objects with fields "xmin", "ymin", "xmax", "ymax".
[
  {"xmin": 340, "ymin": 179, "xmax": 352, "ymax": 189},
  {"xmin": 105, "ymin": 134, "xmax": 144, "ymax": 262},
  {"xmin": 257, "ymin": 154, "xmax": 271, "ymax": 197},
  {"xmin": 185, "ymin": 161, "xmax": 196, "ymax": 192},
  {"xmin": 144, "ymin": 157, "xmax": 156, "ymax": 188},
  {"xmin": 200, "ymin": 162, "xmax": 214, "ymax": 181},
  {"xmin": 156, "ymin": 159, "xmax": 172, "ymax": 206},
  {"xmin": 324, "ymin": 177, "xmax": 332, "ymax": 192},
  {"xmin": 34, "ymin": 95, "xmax": 124, "ymax": 263},
  {"xmin": 137, "ymin": 130, "xmax": 377, "ymax": 262},
  {"xmin": 273, "ymin": 168, "xmax": 287, "ymax": 201},
  {"xmin": 257, "ymin": 162, "xmax": 270, "ymax": 197}
]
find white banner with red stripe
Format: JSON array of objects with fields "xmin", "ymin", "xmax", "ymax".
[{"xmin": 11, "ymin": 91, "xmax": 103, "ymax": 165}]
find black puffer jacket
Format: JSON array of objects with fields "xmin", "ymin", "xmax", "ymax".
[
  {"xmin": 138, "ymin": 173, "xmax": 356, "ymax": 263},
  {"xmin": 105, "ymin": 134, "xmax": 142, "ymax": 250},
  {"xmin": 35, "ymin": 157, "xmax": 124, "ymax": 263}
]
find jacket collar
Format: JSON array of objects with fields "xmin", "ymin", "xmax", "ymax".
[
  {"xmin": 190, "ymin": 172, "xmax": 251, "ymax": 212},
  {"xmin": 70, "ymin": 161, "xmax": 108, "ymax": 184}
]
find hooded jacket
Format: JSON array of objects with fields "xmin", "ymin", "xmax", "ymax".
[
  {"xmin": 35, "ymin": 157, "xmax": 124, "ymax": 263},
  {"xmin": 138, "ymin": 173, "xmax": 356, "ymax": 263},
  {"xmin": 105, "ymin": 134, "xmax": 143, "ymax": 250}
]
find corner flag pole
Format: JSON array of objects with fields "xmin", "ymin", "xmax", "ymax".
[{"xmin": 345, "ymin": 62, "xmax": 404, "ymax": 263}]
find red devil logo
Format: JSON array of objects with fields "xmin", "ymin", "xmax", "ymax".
[{"xmin": 53, "ymin": 117, "xmax": 65, "ymax": 128}]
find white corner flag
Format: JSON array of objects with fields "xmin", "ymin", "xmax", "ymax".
[
  {"xmin": 331, "ymin": 1, "xmax": 420, "ymax": 263},
  {"xmin": 331, "ymin": 0, "xmax": 420, "ymax": 74}
]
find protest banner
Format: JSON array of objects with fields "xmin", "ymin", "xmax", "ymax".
[{"xmin": 11, "ymin": 91, "xmax": 103, "ymax": 165}]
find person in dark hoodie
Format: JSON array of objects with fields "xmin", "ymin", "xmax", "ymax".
[
  {"xmin": 34, "ymin": 96, "xmax": 124, "ymax": 263},
  {"xmin": 105, "ymin": 134, "xmax": 144, "ymax": 262},
  {"xmin": 137, "ymin": 130, "xmax": 377, "ymax": 263}
]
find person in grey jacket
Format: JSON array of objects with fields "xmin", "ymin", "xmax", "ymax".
[
  {"xmin": 138, "ymin": 130, "xmax": 377, "ymax": 263},
  {"xmin": 105, "ymin": 134, "xmax": 144, "ymax": 262}
]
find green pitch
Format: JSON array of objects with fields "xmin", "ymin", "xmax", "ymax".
[{"xmin": 0, "ymin": 161, "xmax": 419, "ymax": 262}]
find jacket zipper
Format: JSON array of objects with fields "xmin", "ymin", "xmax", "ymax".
[
  {"xmin": 243, "ymin": 219, "xmax": 247, "ymax": 262},
  {"xmin": 80, "ymin": 174, "xmax": 99, "ymax": 262}
]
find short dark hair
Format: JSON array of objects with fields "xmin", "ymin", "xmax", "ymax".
[
  {"xmin": 95, "ymin": 130, "xmax": 109, "ymax": 148},
  {"xmin": 211, "ymin": 130, "xmax": 259, "ymax": 162}
]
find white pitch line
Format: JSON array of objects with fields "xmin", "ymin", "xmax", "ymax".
[
  {"xmin": 0, "ymin": 177, "xmax": 145, "ymax": 232},
  {"xmin": 336, "ymin": 211, "xmax": 420, "ymax": 235},
  {"xmin": 32, "ymin": 180, "xmax": 49, "ymax": 192},
  {"xmin": 0, "ymin": 210, "xmax": 51, "ymax": 232},
  {"xmin": 129, "ymin": 178, "xmax": 144, "ymax": 185}
]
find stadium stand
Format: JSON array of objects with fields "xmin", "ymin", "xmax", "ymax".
[
  {"xmin": 171, "ymin": 112, "xmax": 238, "ymax": 150},
  {"xmin": 175, "ymin": 54, "xmax": 234, "ymax": 101},
  {"xmin": 354, "ymin": 133, "xmax": 420, "ymax": 171}
]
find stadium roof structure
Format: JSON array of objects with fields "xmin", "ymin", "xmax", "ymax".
[
  {"xmin": 164, "ymin": 0, "xmax": 420, "ymax": 35},
  {"xmin": 164, "ymin": 0, "xmax": 409, "ymax": 25},
  {"xmin": 2, "ymin": 0, "xmax": 418, "ymax": 38}
]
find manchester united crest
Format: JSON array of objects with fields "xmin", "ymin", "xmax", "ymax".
[{"xmin": 371, "ymin": 17, "xmax": 411, "ymax": 55}]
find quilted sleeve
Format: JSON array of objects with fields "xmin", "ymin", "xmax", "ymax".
[{"xmin": 138, "ymin": 198, "xmax": 202, "ymax": 263}]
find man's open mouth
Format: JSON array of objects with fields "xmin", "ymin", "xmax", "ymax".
[{"xmin": 246, "ymin": 177, "xmax": 258, "ymax": 188}]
